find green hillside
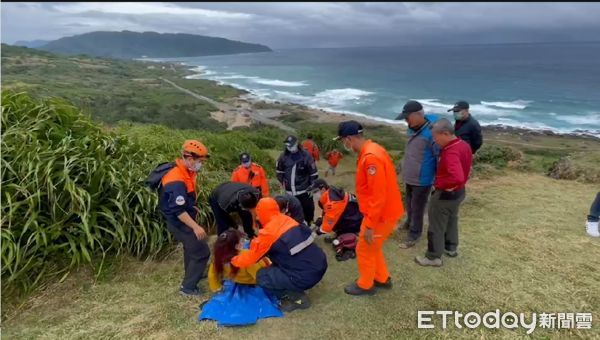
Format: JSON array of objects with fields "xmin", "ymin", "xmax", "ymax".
[{"xmin": 40, "ymin": 31, "xmax": 272, "ymax": 58}]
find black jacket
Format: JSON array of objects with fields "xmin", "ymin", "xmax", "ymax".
[
  {"xmin": 276, "ymin": 147, "xmax": 319, "ymax": 195},
  {"xmin": 275, "ymin": 194, "xmax": 305, "ymax": 224},
  {"xmin": 210, "ymin": 182, "xmax": 260, "ymax": 213},
  {"xmin": 454, "ymin": 115, "xmax": 483, "ymax": 154}
]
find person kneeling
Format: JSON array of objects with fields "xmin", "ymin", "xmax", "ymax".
[
  {"xmin": 199, "ymin": 229, "xmax": 282, "ymax": 326},
  {"xmin": 231, "ymin": 198, "xmax": 328, "ymax": 313},
  {"xmin": 311, "ymin": 179, "xmax": 363, "ymax": 261}
]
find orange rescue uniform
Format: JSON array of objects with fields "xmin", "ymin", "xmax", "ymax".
[
  {"xmin": 231, "ymin": 163, "xmax": 269, "ymax": 197},
  {"xmin": 326, "ymin": 150, "xmax": 343, "ymax": 167},
  {"xmin": 302, "ymin": 139, "xmax": 320, "ymax": 161},
  {"xmin": 355, "ymin": 140, "xmax": 404, "ymax": 289}
]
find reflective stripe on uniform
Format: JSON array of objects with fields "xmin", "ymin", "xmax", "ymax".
[
  {"xmin": 289, "ymin": 232, "xmax": 316, "ymax": 255},
  {"xmin": 291, "ymin": 163, "xmax": 297, "ymax": 196}
]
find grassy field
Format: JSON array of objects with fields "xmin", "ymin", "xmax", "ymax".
[{"xmin": 3, "ymin": 152, "xmax": 599, "ymax": 339}]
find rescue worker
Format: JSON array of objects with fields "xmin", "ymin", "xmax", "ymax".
[
  {"xmin": 302, "ymin": 133, "xmax": 320, "ymax": 161},
  {"xmin": 231, "ymin": 152, "xmax": 269, "ymax": 198},
  {"xmin": 159, "ymin": 140, "xmax": 210, "ymax": 296},
  {"xmin": 276, "ymin": 135, "xmax": 319, "ymax": 225},
  {"xmin": 415, "ymin": 119, "xmax": 473, "ymax": 267},
  {"xmin": 333, "ymin": 121, "xmax": 404, "ymax": 296},
  {"xmin": 231, "ymin": 198, "xmax": 328, "ymax": 312},
  {"xmin": 208, "ymin": 182, "xmax": 261, "ymax": 239},
  {"xmin": 274, "ymin": 194, "xmax": 305, "ymax": 225},
  {"xmin": 324, "ymin": 148, "xmax": 343, "ymax": 177},
  {"xmin": 311, "ymin": 179, "xmax": 362, "ymax": 238}
]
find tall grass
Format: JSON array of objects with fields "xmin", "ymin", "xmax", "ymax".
[{"xmin": 1, "ymin": 91, "xmax": 170, "ymax": 294}]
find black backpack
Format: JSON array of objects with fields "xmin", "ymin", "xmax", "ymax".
[{"xmin": 145, "ymin": 162, "xmax": 176, "ymax": 191}]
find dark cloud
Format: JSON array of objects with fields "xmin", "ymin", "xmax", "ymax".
[{"xmin": 2, "ymin": 2, "xmax": 600, "ymax": 48}]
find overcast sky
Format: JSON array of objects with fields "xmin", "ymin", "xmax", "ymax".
[{"xmin": 2, "ymin": 2, "xmax": 600, "ymax": 48}]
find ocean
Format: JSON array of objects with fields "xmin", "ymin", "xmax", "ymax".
[{"xmin": 160, "ymin": 42, "xmax": 600, "ymax": 137}]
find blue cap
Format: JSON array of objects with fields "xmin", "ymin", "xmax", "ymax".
[{"xmin": 334, "ymin": 120, "xmax": 364, "ymax": 140}]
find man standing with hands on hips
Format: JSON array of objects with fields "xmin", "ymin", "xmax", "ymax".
[
  {"xmin": 334, "ymin": 121, "xmax": 404, "ymax": 296},
  {"xmin": 415, "ymin": 119, "xmax": 473, "ymax": 267}
]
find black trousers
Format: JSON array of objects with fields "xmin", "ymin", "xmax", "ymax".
[
  {"xmin": 256, "ymin": 266, "xmax": 304, "ymax": 298},
  {"xmin": 167, "ymin": 222, "xmax": 210, "ymax": 291},
  {"xmin": 296, "ymin": 192, "xmax": 315, "ymax": 225},
  {"xmin": 426, "ymin": 189, "xmax": 465, "ymax": 260},
  {"xmin": 209, "ymin": 196, "xmax": 256, "ymax": 238},
  {"xmin": 404, "ymin": 184, "xmax": 432, "ymax": 241},
  {"xmin": 589, "ymin": 192, "xmax": 600, "ymax": 222}
]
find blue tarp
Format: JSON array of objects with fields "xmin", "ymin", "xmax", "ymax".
[
  {"xmin": 198, "ymin": 239, "xmax": 283, "ymax": 327},
  {"xmin": 198, "ymin": 280, "xmax": 283, "ymax": 327}
]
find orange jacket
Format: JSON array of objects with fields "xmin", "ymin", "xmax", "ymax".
[
  {"xmin": 231, "ymin": 163, "xmax": 269, "ymax": 197},
  {"xmin": 319, "ymin": 190, "xmax": 347, "ymax": 233},
  {"xmin": 302, "ymin": 139, "xmax": 320, "ymax": 161},
  {"xmin": 356, "ymin": 140, "xmax": 404, "ymax": 229},
  {"xmin": 231, "ymin": 198, "xmax": 297, "ymax": 268},
  {"xmin": 325, "ymin": 150, "xmax": 343, "ymax": 167}
]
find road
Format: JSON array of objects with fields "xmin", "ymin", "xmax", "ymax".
[{"xmin": 159, "ymin": 77, "xmax": 296, "ymax": 133}]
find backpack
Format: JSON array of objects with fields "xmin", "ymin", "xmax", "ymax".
[
  {"xmin": 145, "ymin": 162, "xmax": 176, "ymax": 191},
  {"xmin": 332, "ymin": 233, "xmax": 358, "ymax": 261}
]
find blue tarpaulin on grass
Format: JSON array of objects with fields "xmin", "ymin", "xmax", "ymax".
[{"xmin": 198, "ymin": 280, "xmax": 283, "ymax": 327}]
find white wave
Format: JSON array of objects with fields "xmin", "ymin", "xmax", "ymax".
[
  {"xmin": 414, "ymin": 98, "xmax": 453, "ymax": 109},
  {"xmin": 554, "ymin": 113, "xmax": 600, "ymax": 126},
  {"xmin": 268, "ymin": 88, "xmax": 374, "ymax": 108},
  {"xmin": 250, "ymin": 78, "xmax": 308, "ymax": 87},
  {"xmin": 414, "ymin": 98, "xmax": 526, "ymax": 117},
  {"xmin": 481, "ymin": 100, "xmax": 532, "ymax": 110},
  {"xmin": 210, "ymin": 75, "xmax": 259, "ymax": 80}
]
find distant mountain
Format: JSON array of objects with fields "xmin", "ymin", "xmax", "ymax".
[
  {"xmin": 39, "ymin": 31, "xmax": 272, "ymax": 59},
  {"xmin": 14, "ymin": 40, "xmax": 51, "ymax": 48}
]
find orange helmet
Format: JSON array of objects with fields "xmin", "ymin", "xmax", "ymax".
[{"xmin": 182, "ymin": 139, "xmax": 209, "ymax": 158}]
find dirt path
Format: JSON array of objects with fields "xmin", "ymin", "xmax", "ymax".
[{"xmin": 159, "ymin": 77, "xmax": 296, "ymax": 133}]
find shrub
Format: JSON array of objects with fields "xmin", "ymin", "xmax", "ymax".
[{"xmin": 474, "ymin": 144, "xmax": 522, "ymax": 168}]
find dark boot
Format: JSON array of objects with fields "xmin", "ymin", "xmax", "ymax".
[{"xmin": 344, "ymin": 282, "xmax": 375, "ymax": 296}]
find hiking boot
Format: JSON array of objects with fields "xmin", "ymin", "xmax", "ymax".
[
  {"xmin": 374, "ymin": 277, "xmax": 393, "ymax": 289},
  {"xmin": 445, "ymin": 249, "xmax": 458, "ymax": 257},
  {"xmin": 399, "ymin": 239, "xmax": 417, "ymax": 249},
  {"xmin": 179, "ymin": 286, "xmax": 202, "ymax": 297},
  {"xmin": 344, "ymin": 282, "xmax": 376, "ymax": 296},
  {"xmin": 279, "ymin": 293, "xmax": 311, "ymax": 313},
  {"xmin": 414, "ymin": 256, "xmax": 443, "ymax": 267}
]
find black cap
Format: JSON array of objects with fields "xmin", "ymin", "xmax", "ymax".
[
  {"xmin": 310, "ymin": 179, "xmax": 329, "ymax": 192},
  {"xmin": 307, "ymin": 133, "xmax": 313, "ymax": 139},
  {"xmin": 333, "ymin": 120, "xmax": 364, "ymax": 140},
  {"xmin": 448, "ymin": 101, "xmax": 469, "ymax": 112},
  {"xmin": 239, "ymin": 152, "xmax": 251, "ymax": 163},
  {"xmin": 396, "ymin": 100, "xmax": 423, "ymax": 120},
  {"xmin": 284, "ymin": 135, "xmax": 298, "ymax": 146}
]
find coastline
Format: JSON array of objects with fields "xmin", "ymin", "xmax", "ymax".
[{"xmin": 180, "ymin": 65, "xmax": 599, "ymax": 140}]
